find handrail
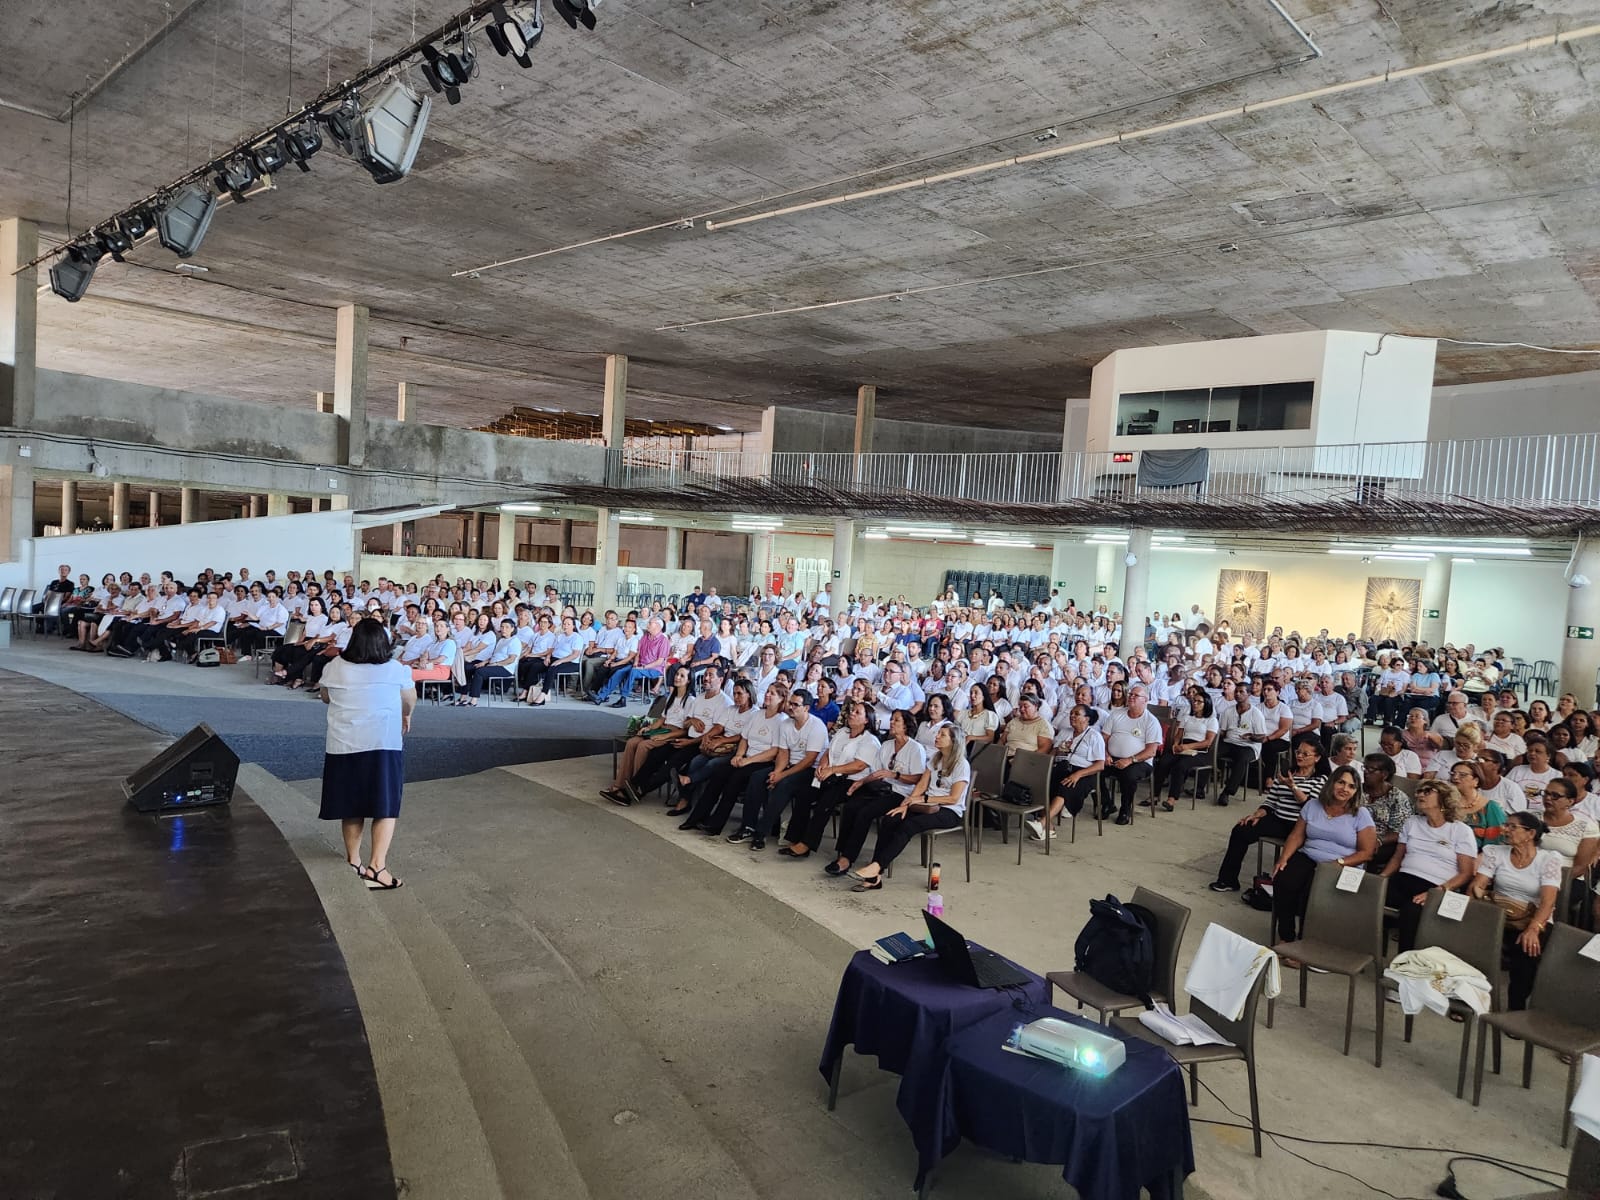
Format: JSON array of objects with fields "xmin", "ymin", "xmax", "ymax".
[{"xmin": 604, "ymin": 433, "xmax": 1600, "ymax": 511}]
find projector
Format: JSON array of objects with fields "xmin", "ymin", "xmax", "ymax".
[{"xmin": 1010, "ymin": 1018, "xmax": 1126, "ymax": 1078}]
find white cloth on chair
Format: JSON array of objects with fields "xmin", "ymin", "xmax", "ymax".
[
  {"xmin": 1184, "ymin": 923, "xmax": 1282, "ymax": 1022},
  {"xmin": 1573, "ymin": 1054, "xmax": 1600, "ymax": 1144},
  {"xmin": 1382, "ymin": 947, "xmax": 1492, "ymax": 1017}
]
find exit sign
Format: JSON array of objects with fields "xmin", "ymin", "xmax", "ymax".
[
  {"xmin": 832, "ymin": 570, "xmax": 841, "ymax": 579},
  {"xmin": 1054, "ymin": 580, "xmax": 1065, "ymax": 587},
  {"xmin": 1569, "ymin": 625, "xmax": 1594, "ymax": 640},
  {"xmin": 1096, "ymin": 585, "xmax": 1108, "ymax": 594},
  {"xmin": 1424, "ymin": 608, "xmax": 1440, "ymax": 619}
]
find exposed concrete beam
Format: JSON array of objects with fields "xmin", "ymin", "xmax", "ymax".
[
  {"xmin": 334, "ymin": 305, "xmax": 369, "ymax": 468},
  {"xmin": 853, "ymin": 385, "xmax": 875, "ymax": 457},
  {"xmin": 602, "ymin": 355, "xmax": 628, "ymax": 448},
  {"xmin": 0, "ymin": 217, "xmax": 38, "ymax": 429}
]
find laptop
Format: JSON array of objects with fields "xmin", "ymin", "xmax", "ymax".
[{"xmin": 922, "ymin": 911, "xmax": 1031, "ymax": 990}]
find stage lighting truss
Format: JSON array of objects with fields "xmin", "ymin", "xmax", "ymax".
[{"xmin": 485, "ymin": 1, "xmax": 543, "ymax": 66}]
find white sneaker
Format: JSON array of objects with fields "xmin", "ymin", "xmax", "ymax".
[{"xmin": 1025, "ymin": 818, "xmax": 1046, "ymax": 842}]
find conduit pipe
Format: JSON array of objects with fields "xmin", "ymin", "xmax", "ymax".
[{"xmin": 702, "ymin": 22, "xmax": 1600, "ymax": 232}]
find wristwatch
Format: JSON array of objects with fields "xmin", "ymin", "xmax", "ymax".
[{"xmin": 1336, "ymin": 857, "xmax": 1347, "ymax": 866}]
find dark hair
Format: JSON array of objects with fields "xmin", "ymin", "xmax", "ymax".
[
  {"xmin": 790, "ymin": 688, "xmax": 813, "ymax": 709},
  {"xmin": 1363, "ymin": 752, "xmax": 1395, "ymax": 782},
  {"xmin": 1379, "ymin": 724, "xmax": 1404, "ymax": 743},
  {"xmin": 341, "ymin": 617, "xmax": 394, "ymax": 665},
  {"xmin": 1504, "ymin": 811, "xmax": 1546, "ymax": 843}
]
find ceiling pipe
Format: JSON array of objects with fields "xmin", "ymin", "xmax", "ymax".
[{"xmin": 702, "ymin": 21, "xmax": 1600, "ymax": 232}]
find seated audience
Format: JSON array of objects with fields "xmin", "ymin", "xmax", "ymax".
[
  {"xmin": 1269, "ymin": 766, "xmax": 1377, "ymax": 947},
  {"xmin": 1470, "ymin": 813, "xmax": 1563, "ymax": 1010},
  {"xmin": 1378, "ymin": 778, "xmax": 1478, "ymax": 952}
]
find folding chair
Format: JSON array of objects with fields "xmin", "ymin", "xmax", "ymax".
[
  {"xmin": 1048, "ymin": 888, "xmax": 1190, "ymax": 1022},
  {"xmin": 975, "ymin": 748, "xmax": 1050, "ymax": 861}
]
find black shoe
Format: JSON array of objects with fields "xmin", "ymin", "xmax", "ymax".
[
  {"xmin": 726, "ymin": 828, "xmax": 753, "ymax": 844},
  {"xmin": 621, "ymin": 781, "xmax": 643, "ymax": 805},
  {"xmin": 703, "ymin": 828, "xmax": 724, "ymax": 839},
  {"xmin": 824, "ymin": 861, "xmax": 848, "ymax": 876},
  {"xmin": 1114, "ymin": 813, "xmax": 1132, "ymax": 826},
  {"xmin": 750, "ymin": 837, "xmax": 766, "ymax": 851},
  {"xmin": 609, "ymin": 698, "xmax": 627, "ymax": 709},
  {"xmin": 678, "ymin": 818, "xmax": 701, "ymax": 831},
  {"xmin": 1209, "ymin": 881, "xmax": 1241, "ymax": 892},
  {"xmin": 1216, "ymin": 794, "xmax": 1232, "ymax": 807}
]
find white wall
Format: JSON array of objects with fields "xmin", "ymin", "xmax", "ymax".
[
  {"xmin": 19, "ymin": 510, "xmax": 359, "ymax": 589},
  {"xmin": 1430, "ymin": 370, "xmax": 1600, "ymax": 441},
  {"xmin": 1445, "ymin": 560, "xmax": 1564, "ymax": 672},
  {"xmin": 359, "ymin": 554, "xmax": 702, "ymax": 602}
]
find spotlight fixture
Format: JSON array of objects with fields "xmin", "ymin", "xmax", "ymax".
[
  {"xmin": 486, "ymin": 1, "xmax": 543, "ymax": 65},
  {"xmin": 550, "ymin": 0, "xmax": 598, "ymax": 30},
  {"xmin": 248, "ymin": 135, "xmax": 288, "ymax": 176},
  {"xmin": 280, "ymin": 121, "xmax": 322, "ymax": 171},
  {"xmin": 48, "ymin": 242, "xmax": 99, "ymax": 302},
  {"xmin": 118, "ymin": 207, "xmax": 157, "ymax": 242},
  {"xmin": 96, "ymin": 223, "xmax": 134, "ymax": 262},
  {"xmin": 326, "ymin": 81, "xmax": 431, "ymax": 184},
  {"xmin": 318, "ymin": 93, "xmax": 366, "ymax": 158},
  {"xmin": 420, "ymin": 37, "xmax": 476, "ymax": 104},
  {"xmin": 157, "ymin": 185, "xmax": 218, "ymax": 256},
  {"xmin": 213, "ymin": 155, "xmax": 259, "ymax": 202}
]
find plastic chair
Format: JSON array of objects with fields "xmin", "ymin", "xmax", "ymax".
[
  {"xmin": 1113, "ymin": 944, "xmax": 1271, "ymax": 1157},
  {"xmin": 1473, "ymin": 923, "xmax": 1600, "ymax": 1146},
  {"xmin": 9, "ymin": 589, "xmax": 35, "ymax": 637},
  {"xmin": 1047, "ymin": 888, "xmax": 1191, "ymax": 1022},
  {"xmin": 1187, "ymin": 740, "xmax": 1220, "ymax": 810},
  {"xmin": 0, "ymin": 587, "xmax": 15, "ymax": 624},
  {"xmin": 976, "ymin": 748, "xmax": 1050, "ymax": 863},
  {"xmin": 1266, "ymin": 861, "xmax": 1386, "ymax": 1058},
  {"xmin": 253, "ymin": 634, "xmax": 284, "ymax": 678},
  {"xmin": 484, "ymin": 674, "xmax": 515, "ymax": 706},
  {"xmin": 1376, "ymin": 891, "xmax": 1505, "ymax": 1095},
  {"xmin": 29, "ymin": 591, "xmax": 63, "ymax": 637}
]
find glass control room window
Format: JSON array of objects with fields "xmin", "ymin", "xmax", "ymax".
[{"xmin": 1115, "ymin": 382, "xmax": 1313, "ymax": 435}]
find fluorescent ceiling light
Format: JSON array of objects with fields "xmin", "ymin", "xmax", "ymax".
[
  {"xmin": 886, "ymin": 525, "xmax": 953, "ymax": 534},
  {"xmin": 499, "ymin": 502, "xmax": 542, "ymax": 512},
  {"xmin": 620, "ymin": 511, "xmax": 654, "ymax": 522},
  {"xmin": 1408, "ymin": 537, "xmax": 1528, "ymax": 545},
  {"xmin": 1452, "ymin": 557, "xmax": 1475, "ymax": 563},
  {"xmin": 1376, "ymin": 554, "xmax": 1431, "ymax": 562},
  {"xmin": 905, "ymin": 531, "xmax": 965, "ymax": 540},
  {"xmin": 732, "ymin": 515, "xmax": 781, "ymax": 526},
  {"xmin": 864, "ymin": 531, "xmax": 888, "ymax": 540},
  {"xmin": 1155, "ymin": 546, "xmax": 1216, "ymax": 554},
  {"xmin": 1152, "ymin": 535, "xmax": 1186, "ymax": 543},
  {"xmin": 977, "ymin": 539, "xmax": 1038, "ymax": 548},
  {"xmin": 1389, "ymin": 543, "xmax": 1531, "ymax": 556}
]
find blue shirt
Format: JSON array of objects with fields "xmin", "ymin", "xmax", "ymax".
[
  {"xmin": 552, "ymin": 632, "xmax": 584, "ymax": 658},
  {"xmin": 810, "ymin": 699, "xmax": 840, "ymax": 726},
  {"xmin": 1300, "ymin": 800, "xmax": 1376, "ymax": 863}
]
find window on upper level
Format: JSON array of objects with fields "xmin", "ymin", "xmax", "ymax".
[{"xmin": 1115, "ymin": 381, "xmax": 1314, "ymax": 436}]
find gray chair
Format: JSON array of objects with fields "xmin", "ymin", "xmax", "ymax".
[
  {"xmin": 29, "ymin": 591, "xmax": 63, "ymax": 637},
  {"xmin": 1266, "ymin": 861, "xmax": 1386, "ymax": 1058},
  {"xmin": 976, "ymin": 748, "xmax": 1050, "ymax": 863},
  {"xmin": 1047, "ymin": 888, "xmax": 1191, "ymax": 1022},
  {"xmin": 1376, "ymin": 891, "xmax": 1505, "ymax": 1095},
  {"xmin": 9, "ymin": 588, "xmax": 35, "ymax": 636},
  {"xmin": 1113, "ymin": 951, "xmax": 1271, "ymax": 1158},
  {"xmin": 0, "ymin": 587, "xmax": 15, "ymax": 623},
  {"xmin": 1185, "ymin": 740, "xmax": 1220, "ymax": 810},
  {"xmin": 1473, "ymin": 923, "xmax": 1600, "ymax": 1146}
]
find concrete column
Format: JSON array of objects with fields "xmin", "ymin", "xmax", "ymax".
[
  {"xmin": 396, "ymin": 381, "xmax": 413, "ymax": 422},
  {"xmin": 315, "ymin": 391, "xmax": 334, "ymax": 414},
  {"xmin": 664, "ymin": 526, "xmax": 681, "ymax": 570},
  {"xmin": 831, "ymin": 519, "xmax": 854, "ymax": 603},
  {"xmin": 0, "ymin": 217, "xmax": 39, "ymax": 429},
  {"xmin": 1094, "ymin": 543, "xmax": 1116, "ymax": 609},
  {"xmin": 329, "ymin": 494, "xmax": 351, "ymax": 511},
  {"xmin": 60, "ymin": 480, "xmax": 79, "ymax": 534},
  {"xmin": 180, "ymin": 487, "xmax": 200, "ymax": 524},
  {"xmin": 602, "ymin": 354, "xmax": 628, "ymax": 447},
  {"xmin": 1049, "ymin": 539, "xmax": 1074, "ymax": 606},
  {"xmin": 558, "ymin": 519, "xmax": 574, "ymax": 563},
  {"xmin": 1118, "ymin": 529, "xmax": 1153, "ymax": 660},
  {"xmin": 750, "ymin": 531, "xmax": 776, "ymax": 594},
  {"xmin": 854, "ymin": 385, "xmax": 876, "ymax": 455},
  {"xmin": 0, "ymin": 464, "xmax": 32, "ymax": 559},
  {"xmin": 1419, "ymin": 555, "xmax": 1452, "ymax": 649},
  {"xmin": 391, "ymin": 523, "xmax": 406, "ymax": 555},
  {"xmin": 594, "ymin": 508, "xmax": 620, "ymax": 607},
  {"xmin": 247, "ymin": 495, "xmax": 264, "ymax": 518},
  {"xmin": 266, "ymin": 494, "xmax": 291, "ymax": 517},
  {"xmin": 334, "ymin": 304, "xmax": 369, "ymax": 468},
  {"xmin": 1561, "ymin": 538, "xmax": 1600, "ymax": 704},
  {"xmin": 497, "ymin": 515, "xmax": 516, "ymax": 585},
  {"xmin": 466, "ymin": 512, "xmax": 484, "ymax": 558},
  {"xmin": 146, "ymin": 490, "xmax": 160, "ymax": 528},
  {"xmin": 111, "ymin": 482, "xmax": 130, "ymax": 530}
]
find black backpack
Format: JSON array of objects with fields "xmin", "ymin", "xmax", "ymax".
[{"xmin": 1073, "ymin": 894, "xmax": 1157, "ymax": 1006}]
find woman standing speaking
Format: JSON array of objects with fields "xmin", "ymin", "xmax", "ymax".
[{"xmin": 320, "ymin": 617, "xmax": 417, "ymax": 890}]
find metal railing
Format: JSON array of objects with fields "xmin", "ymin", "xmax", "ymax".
[{"xmin": 606, "ymin": 434, "xmax": 1600, "ymax": 511}]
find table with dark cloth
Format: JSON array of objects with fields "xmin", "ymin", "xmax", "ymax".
[
  {"xmin": 817, "ymin": 948, "xmax": 1047, "ymax": 1136},
  {"xmin": 927, "ymin": 1006, "xmax": 1193, "ymax": 1200}
]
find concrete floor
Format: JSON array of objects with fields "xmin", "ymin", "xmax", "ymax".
[{"xmin": 0, "ymin": 636, "xmax": 1577, "ymax": 1200}]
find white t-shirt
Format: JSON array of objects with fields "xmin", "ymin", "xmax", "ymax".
[
  {"xmin": 685, "ymin": 692, "xmax": 734, "ymax": 736},
  {"xmin": 1397, "ymin": 816, "xmax": 1479, "ymax": 885},
  {"xmin": 1175, "ymin": 713, "xmax": 1219, "ymax": 752},
  {"xmin": 742, "ymin": 711, "xmax": 786, "ymax": 757},
  {"xmin": 1386, "ymin": 747, "xmax": 1422, "ymax": 778},
  {"xmin": 1539, "ymin": 813, "xmax": 1600, "ymax": 866},
  {"xmin": 1101, "ymin": 708, "xmax": 1163, "ymax": 759},
  {"xmin": 925, "ymin": 754, "xmax": 971, "ymax": 816},
  {"xmin": 1505, "ymin": 765, "xmax": 1561, "ymax": 811},
  {"xmin": 780, "ymin": 714, "xmax": 830, "ymax": 764},
  {"xmin": 826, "ymin": 729, "xmax": 882, "ymax": 781},
  {"xmin": 321, "ymin": 658, "xmax": 415, "ymax": 755},
  {"xmin": 881, "ymin": 738, "xmax": 929, "ymax": 797},
  {"xmin": 1486, "ymin": 732, "xmax": 1527, "ymax": 761},
  {"xmin": 1477, "ymin": 845, "xmax": 1564, "ymax": 905}
]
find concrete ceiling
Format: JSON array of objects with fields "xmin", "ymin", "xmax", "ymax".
[{"xmin": 4, "ymin": 0, "xmax": 1600, "ymax": 433}]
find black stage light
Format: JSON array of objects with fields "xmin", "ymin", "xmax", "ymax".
[
  {"xmin": 213, "ymin": 155, "xmax": 258, "ymax": 202},
  {"xmin": 49, "ymin": 242, "xmax": 99, "ymax": 302},
  {"xmin": 318, "ymin": 94, "xmax": 365, "ymax": 159},
  {"xmin": 486, "ymin": 1, "xmax": 542, "ymax": 66},
  {"xmin": 119, "ymin": 208, "xmax": 156, "ymax": 241},
  {"xmin": 281, "ymin": 122, "xmax": 322, "ymax": 172},
  {"xmin": 97, "ymin": 223, "xmax": 134, "ymax": 262},
  {"xmin": 420, "ymin": 43, "xmax": 466, "ymax": 104},
  {"xmin": 551, "ymin": 0, "xmax": 598, "ymax": 31},
  {"xmin": 248, "ymin": 135, "xmax": 287, "ymax": 176},
  {"xmin": 157, "ymin": 185, "xmax": 218, "ymax": 256}
]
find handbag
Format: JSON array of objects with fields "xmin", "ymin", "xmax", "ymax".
[{"xmin": 1488, "ymin": 891, "xmax": 1536, "ymax": 932}]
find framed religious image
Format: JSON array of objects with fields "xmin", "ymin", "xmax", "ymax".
[
  {"xmin": 1216, "ymin": 570, "xmax": 1268, "ymax": 640},
  {"xmin": 1363, "ymin": 577, "xmax": 1421, "ymax": 643}
]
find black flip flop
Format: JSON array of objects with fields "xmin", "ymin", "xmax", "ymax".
[
  {"xmin": 364, "ymin": 867, "xmax": 403, "ymax": 890},
  {"xmin": 850, "ymin": 876, "xmax": 883, "ymax": 892}
]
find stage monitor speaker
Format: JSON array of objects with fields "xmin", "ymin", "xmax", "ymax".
[{"xmin": 122, "ymin": 724, "xmax": 239, "ymax": 813}]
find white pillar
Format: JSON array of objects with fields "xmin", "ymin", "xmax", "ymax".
[
  {"xmin": 664, "ymin": 526, "xmax": 681, "ymax": 570},
  {"xmin": 315, "ymin": 391, "xmax": 334, "ymax": 414},
  {"xmin": 60, "ymin": 480, "xmax": 78, "ymax": 534},
  {"xmin": 1094, "ymin": 542, "xmax": 1116, "ymax": 610},
  {"xmin": 602, "ymin": 355, "xmax": 628, "ymax": 446},
  {"xmin": 1049, "ymin": 539, "xmax": 1074, "ymax": 607},
  {"xmin": 751, "ymin": 532, "xmax": 775, "ymax": 594},
  {"xmin": 111, "ymin": 482, "xmax": 130, "ymax": 530},
  {"xmin": 334, "ymin": 304, "xmax": 369, "ymax": 468},
  {"xmin": 247, "ymin": 495, "xmax": 264, "ymax": 519},
  {"xmin": 1560, "ymin": 538, "xmax": 1600, "ymax": 704},
  {"xmin": 266, "ymin": 494, "xmax": 291, "ymax": 517},
  {"xmin": 831, "ymin": 519, "xmax": 855, "ymax": 601},
  {"xmin": 497, "ymin": 515, "xmax": 516, "ymax": 584},
  {"xmin": 396, "ymin": 381, "xmax": 414, "ymax": 422},
  {"xmin": 180, "ymin": 487, "xmax": 200, "ymax": 524},
  {"xmin": 595, "ymin": 509, "xmax": 620, "ymax": 608},
  {"xmin": 1118, "ymin": 529, "xmax": 1153, "ymax": 660},
  {"xmin": 146, "ymin": 490, "xmax": 160, "ymax": 528},
  {"xmin": 0, "ymin": 217, "xmax": 38, "ymax": 429},
  {"xmin": 1419, "ymin": 555, "xmax": 1452, "ymax": 649}
]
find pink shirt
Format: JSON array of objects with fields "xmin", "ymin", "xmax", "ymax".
[{"xmin": 636, "ymin": 632, "xmax": 671, "ymax": 670}]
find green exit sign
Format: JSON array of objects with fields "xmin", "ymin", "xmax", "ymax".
[
  {"xmin": 1424, "ymin": 608, "xmax": 1440, "ymax": 619},
  {"xmin": 1569, "ymin": 625, "xmax": 1594, "ymax": 640},
  {"xmin": 832, "ymin": 570, "xmax": 841, "ymax": 579},
  {"xmin": 1054, "ymin": 580, "xmax": 1065, "ymax": 588},
  {"xmin": 1096, "ymin": 585, "xmax": 1108, "ymax": 594}
]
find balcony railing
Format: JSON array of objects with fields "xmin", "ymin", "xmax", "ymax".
[{"xmin": 605, "ymin": 434, "xmax": 1600, "ymax": 512}]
